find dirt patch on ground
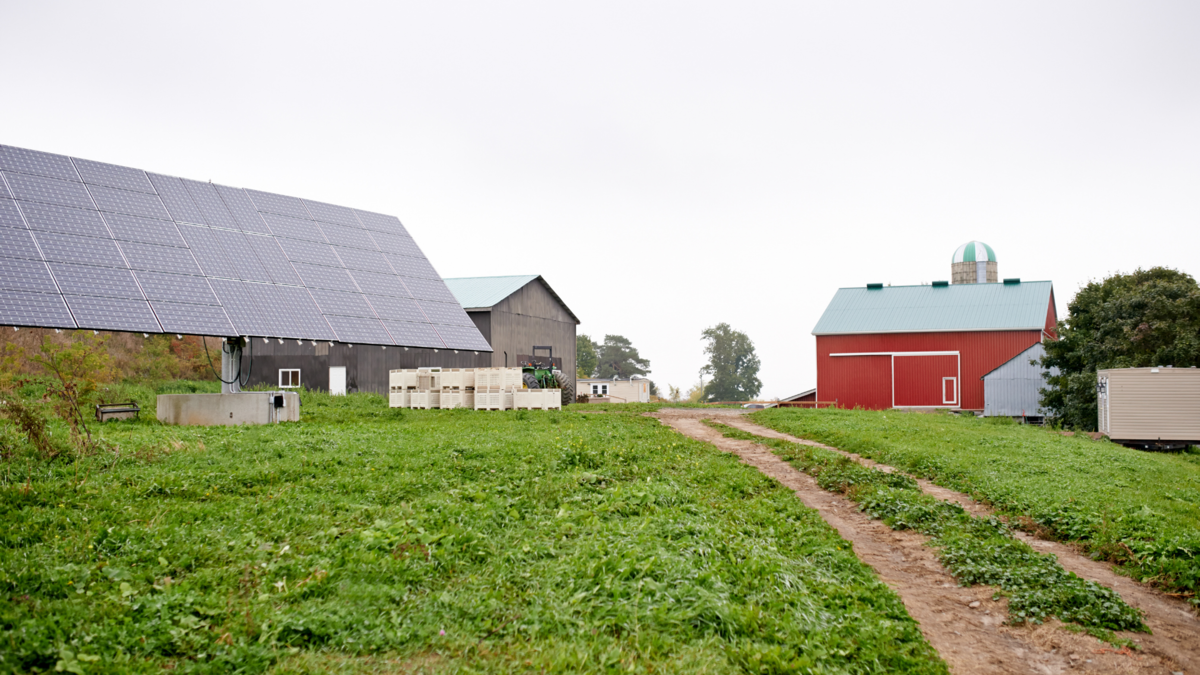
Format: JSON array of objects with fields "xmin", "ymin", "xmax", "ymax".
[{"xmin": 651, "ymin": 409, "xmax": 1195, "ymax": 675}]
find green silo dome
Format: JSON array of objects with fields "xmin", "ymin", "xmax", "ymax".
[{"xmin": 952, "ymin": 241, "xmax": 995, "ymax": 263}]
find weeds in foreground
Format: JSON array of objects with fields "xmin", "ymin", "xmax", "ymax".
[{"xmin": 704, "ymin": 421, "xmax": 1147, "ymax": 635}]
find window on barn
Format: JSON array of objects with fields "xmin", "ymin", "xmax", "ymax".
[{"xmin": 279, "ymin": 369, "xmax": 301, "ymax": 388}]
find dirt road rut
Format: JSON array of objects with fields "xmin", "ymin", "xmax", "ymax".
[{"xmin": 651, "ymin": 408, "xmax": 1197, "ymax": 675}]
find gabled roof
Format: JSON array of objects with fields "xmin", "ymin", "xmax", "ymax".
[
  {"xmin": 812, "ymin": 281, "xmax": 1054, "ymax": 336},
  {"xmin": 443, "ymin": 275, "xmax": 580, "ymax": 323},
  {"xmin": 781, "ymin": 388, "xmax": 816, "ymax": 401}
]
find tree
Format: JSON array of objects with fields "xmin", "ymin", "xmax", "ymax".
[
  {"xmin": 700, "ymin": 323, "xmax": 762, "ymax": 402},
  {"xmin": 596, "ymin": 335, "xmax": 650, "ymax": 379},
  {"xmin": 576, "ymin": 334, "xmax": 598, "ymax": 379},
  {"xmin": 1041, "ymin": 267, "xmax": 1200, "ymax": 430}
]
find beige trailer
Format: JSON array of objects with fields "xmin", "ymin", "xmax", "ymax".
[{"xmin": 1097, "ymin": 367, "xmax": 1200, "ymax": 449}]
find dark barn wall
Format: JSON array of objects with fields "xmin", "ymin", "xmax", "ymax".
[
  {"xmin": 489, "ymin": 280, "xmax": 577, "ymax": 388},
  {"xmin": 246, "ymin": 339, "xmax": 490, "ymax": 394}
]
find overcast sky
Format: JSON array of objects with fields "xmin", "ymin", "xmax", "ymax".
[{"xmin": 3, "ymin": 1, "xmax": 1197, "ymax": 398}]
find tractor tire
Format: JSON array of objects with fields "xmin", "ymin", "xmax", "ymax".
[
  {"xmin": 522, "ymin": 372, "xmax": 541, "ymax": 389},
  {"xmin": 555, "ymin": 371, "xmax": 574, "ymax": 407}
]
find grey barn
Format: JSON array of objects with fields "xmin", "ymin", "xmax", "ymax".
[
  {"xmin": 443, "ymin": 275, "xmax": 580, "ymax": 391},
  {"xmin": 981, "ymin": 342, "xmax": 1058, "ymax": 420}
]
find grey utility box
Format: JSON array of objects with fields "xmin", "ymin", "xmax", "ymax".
[
  {"xmin": 1097, "ymin": 367, "xmax": 1200, "ymax": 449},
  {"xmin": 157, "ymin": 392, "xmax": 300, "ymax": 426}
]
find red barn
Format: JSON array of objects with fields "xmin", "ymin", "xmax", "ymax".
[{"xmin": 812, "ymin": 279, "xmax": 1057, "ymax": 411}]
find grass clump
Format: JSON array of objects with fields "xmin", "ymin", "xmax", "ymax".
[
  {"xmin": 0, "ymin": 391, "xmax": 946, "ymax": 674},
  {"xmin": 751, "ymin": 407, "xmax": 1200, "ymax": 607},
  {"xmin": 704, "ymin": 421, "xmax": 1146, "ymax": 634}
]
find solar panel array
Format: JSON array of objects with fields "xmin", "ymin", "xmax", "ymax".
[{"xmin": 0, "ymin": 144, "xmax": 491, "ymax": 351}]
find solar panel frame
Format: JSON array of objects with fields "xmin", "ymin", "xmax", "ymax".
[
  {"xmin": 207, "ymin": 278, "xmax": 272, "ymax": 337},
  {"xmin": 301, "ymin": 198, "xmax": 358, "ymax": 227},
  {"xmin": 435, "ymin": 324, "xmax": 493, "ymax": 351},
  {"xmin": 243, "ymin": 234, "xmax": 303, "ymax": 286},
  {"xmin": 0, "ymin": 177, "xmax": 10, "ymax": 200},
  {"xmin": 308, "ymin": 288, "xmax": 377, "ymax": 318},
  {"xmin": 182, "ymin": 179, "xmax": 239, "ymax": 230},
  {"xmin": 416, "ymin": 299, "xmax": 476, "ymax": 327},
  {"xmin": 401, "ymin": 276, "xmax": 460, "ymax": 303},
  {"xmin": 0, "ymin": 198, "xmax": 24, "ymax": 229},
  {"xmin": 118, "ymin": 241, "xmax": 204, "ymax": 276},
  {"xmin": 334, "ymin": 247, "xmax": 392, "ymax": 274},
  {"xmin": 257, "ymin": 212, "xmax": 326, "ymax": 242},
  {"xmin": 176, "ymin": 224, "xmax": 236, "ymax": 279},
  {"xmin": 315, "ymin": 222, "xmax": 377, "ymax": 251},
  {"xmin": 363, "ymin": 294, "xmax": 426, "ymax": 322},
  {"xmin": 346, "ymin": 269, "xmax": 414, "ymax": 298},
  {"xmin": 209, "ymin": 229, "xmax": 272, "ymax": 283},
  {"xmin": 103, "ymin": 212, "xmax": 188, "ymax": 247},
  {"xmin": 324, "ymin": 314, "xmax": 393, "ymax": 345},
  {"xmin": 245, "ymin": 189, "xmax": 310, "ymax": 219},
  {"xmin": 276, "ymin": 237, "xmax": 340, "ymax": 266},
  {"xmin": 214, "ymin": 185, "xmax": 271, "ymax": 234},
  {"xmin": 353, "ymin": 209, "xmax": 411, "ymax": 236},
  {"xmin": 380, "ymin": 319, "xmax": 444, "ymax": 349},
  {"xmin": 291, "ymin": 262, "xmax": 359, "ymax": 292},
  {"xmin": 135, "ymin": 270, "xmax": 221, "ymax": 305}
]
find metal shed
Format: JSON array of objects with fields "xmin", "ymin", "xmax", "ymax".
[
  {"xmin": 981, "ymin": 342, "xmax": 1058, "ymax": 419},
  {"xmin": 1098, "ymin": 367, "xmax": 1200, "ymax": 449}
]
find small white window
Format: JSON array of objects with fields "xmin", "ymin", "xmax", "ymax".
[
  {"xmin": 279, "ymin": 369, "xmax": 301, "ymax": 388},
  {"xmin": 591, "ymin": 383, "xmax": 608, "ymax": 396}
]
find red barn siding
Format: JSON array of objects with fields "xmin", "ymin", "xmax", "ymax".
[
  {"xmin": 816, "ymin": 331, "xmax": 1042, "ymax": 410},
  {"xmin": 893, "ymin": 354, "xmax": 959, "ymax": 407}
]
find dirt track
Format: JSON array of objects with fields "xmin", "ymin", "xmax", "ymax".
[{"xmin": 651, "ymin": 408, "xmax": 1198, "ymax": 675}]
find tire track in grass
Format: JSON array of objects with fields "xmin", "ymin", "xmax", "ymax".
[
  {"xmin": 652, "ymin": 409, "xmax": 1187, "ymax": 675},
  {"xmin": 723, "ymin": 414, "xmax": 1200, "ymax": 670}
]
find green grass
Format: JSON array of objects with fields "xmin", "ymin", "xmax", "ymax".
[
  {"xmin": 703, "ymin": 422, "xmax": 1145, "ymax": 637},
  {"xmin": 0, "ymin": 387, "xmax": 946, "ymax": 674},
  {"xmin": 751, "ymin": 408, "xmax": 1200, "ymax": 607}
]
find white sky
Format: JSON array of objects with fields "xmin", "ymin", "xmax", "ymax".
[{"xmin": 3, "ymin": 1, "xmax": 1197, "ymax": 398}]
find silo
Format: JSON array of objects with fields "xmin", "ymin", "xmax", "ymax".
[{"xmin": 952, "ymin": 241, "xmax": 997, "ymax": 284}]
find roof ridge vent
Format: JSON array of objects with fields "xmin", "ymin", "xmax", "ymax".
[
  {"xmin": 932, "ymin": 280, "xmax": 949, "ymax": 287},
  {"xmin": 866, "ymin": 283, "xmax": 884, "ymax": 290},
  {"xmin": 1003, "ymin": 278, "xmax": 1021, "ymax": 284}
]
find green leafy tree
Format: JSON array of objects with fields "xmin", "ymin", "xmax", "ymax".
[
  {"xmin": 1041, "ymin": 267, "xmax": 1200, "ymax": 430},
  {"xmin": 700, "ymin": 323, "xmax": 762, "ymax": 402},
  {"xmin": 576, "ymin": 334, "xmax": 598, "ymax": 379},
  {"xmin": 25, "ymin": 331, "xmax": 115, "ymax": 454},
  {"xmin": 596, "ymin": 335, "xmax": 650, "ymax": 379}
]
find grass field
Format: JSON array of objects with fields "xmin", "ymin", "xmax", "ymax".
[
  {"xmin": 752, "ymin": 408, "xmax": 1200, "ymax": 607},
  {"xmin": 0, "ymin": 387, "xmax": 947, "ymax": 674}
]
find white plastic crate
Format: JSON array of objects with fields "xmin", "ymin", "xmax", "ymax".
[
  {"xmin": 475, "ymin": 367, "xmax": 523, "ymax": 389},
  {"xmin": 388, "ymin": 391, "xmax": 411, "ymax": 408},
  {"xmin": 389, "ymin": 369, "xmax": 419, "ymax": 390},
  {"xmin": 409, "ymin": 391, "xmax": 441, "ymax": 410},
  {"xmin": 474, "ymin": 390, "xmax": 506, "ymax": 410},
  {"xmin": 441, "ymin": 391, "xmax": 475, "ymax": 409},
  {"xmin": 514, "ymin": 389, "xmax": 563, "ymax": 410},
  {"xmin": 441, "ymin": 368, "xmax": 476, "ymax": 390}
]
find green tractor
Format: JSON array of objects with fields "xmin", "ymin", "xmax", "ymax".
[{"xmin": 519, "ymin": 346, "xmax": 574, "ymax": 407}]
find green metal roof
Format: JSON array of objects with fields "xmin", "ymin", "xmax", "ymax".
[
  {"xmin": 812, "ymin": 281, "xmax": 1053, "ymax": 335},
  {"xmin": 443, "ymin": 275, "xmax": 580, "ymax": 323},
  {"xmin": 443, "ymin": 275, "xmax": 539, "ymax": 309}
]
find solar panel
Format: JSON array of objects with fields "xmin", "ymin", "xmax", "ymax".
[
  {"xmin": 0, "ymin": 290, "xmax": 76, "ymax": 328},
  {"xmin": 0, "ymin": 258, "xmax": 59, "ymax": 294},
  {"xmin": 0, "ymin": 146, "xmax": 80, "ymax": 182},
  {"xmin": 0, "ymin": 199, "xmax": 24, "ymax": 229},
  {"xmin": 74, "ymin": 158, "xmax": 156, "ymax": 194},
  {"xmin": 48, "ymin": 263, "xmax": 144, "ymax": 299},
  {"xmin": 16, "ymin": 202, "xmax": 111, "ymax": 238},
  {"xmin": 0, "ymin": 226, "xmax": 44, "ymax": 261},
  {"xmin": 62, "ymin": 295, "xmax": 160, "ymax": 333},
  {"xmin": 88, "ymin": 184, "xmax": 172, "ymax": 220},
  {"xmin": 150, "ymin": 301, "xmax": 235, "ymax": 336},
  {"xmin": 245, "ymin": 189, "xmax": 309, "ymax": 219},
  {"xmin": 435, "ymin": 324, "xmax": 493, "ymax": 351},
  {"xmin": 0, "ymin": 143, "xmax": 490, "ymax": 350},
  {"xmin": 135, "ymin": 271, "xmax": 220, "ymax": 305},
  {"xmin": 301, "ymin": 198, "xmax": 358, "ymax": 227},
  {"xmin": 380, "ymin": 320, "xmax": 444, "ymax": 349},
  {"xmin": 104, "ymin": 212, "xmax": 187, "ymax": 247},
  {"xmin": 146, "ymin": 173, "xmax": 205, "ymax": 225},
  {"xmin": 118, "ymin": 241, "xmax": 203, "ymax": 276},
  {"xmin": 34, "ymin": 232, "xmax": 127, "ymax": 268},
  {"xmin": 4, "ymin": 172, "xmax": 94, "ymax": 209}
]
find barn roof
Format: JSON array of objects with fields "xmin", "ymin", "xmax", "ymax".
[
  {"xmin": 443, "ymin": 274, "xmax": 580, "ymax": 323},
  {"xmin": 812, "ymin": 281, "xmax": 1054, "ymax": 335}
]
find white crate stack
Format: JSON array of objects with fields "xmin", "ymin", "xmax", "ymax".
[{"xmin": 388, "ymin": 366, "xmax": 561, "ymax": 411}]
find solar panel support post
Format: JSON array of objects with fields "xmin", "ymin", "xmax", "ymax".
[{"xmin": 221, "ymin": 337, "xmax": 245, "ymax": 394}]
